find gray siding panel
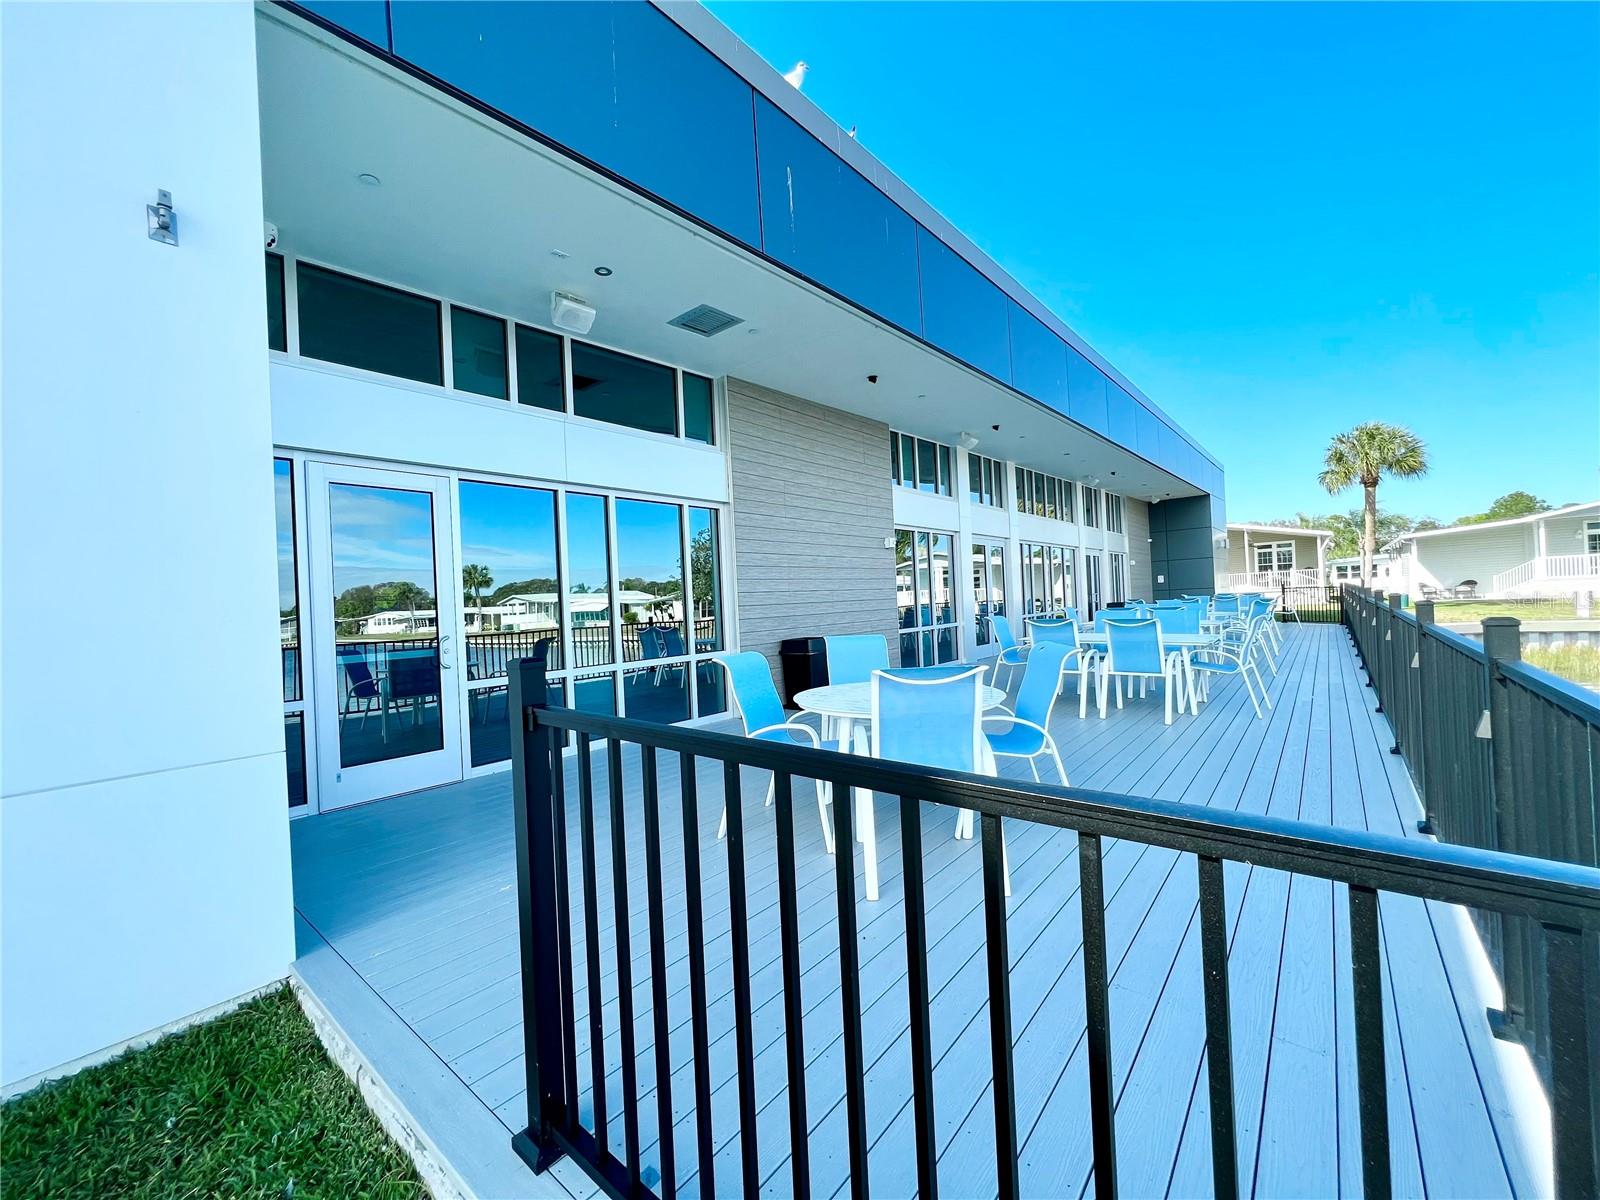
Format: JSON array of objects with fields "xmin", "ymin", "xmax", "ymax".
[
  {"xmin": 1126, "ymin": 498, "xmax": 1153, "ymax": 601},
  {"xmin": 726, "ymin": 379, "xmax": 899, "ymax": 672}
]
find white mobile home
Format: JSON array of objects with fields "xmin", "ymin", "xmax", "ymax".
[
  {"xmin": 1388, "ymin": 500, "xmax": 1600, "ymax": 598},
  {"xmin": 1218, "ymin": 522, "xmax": 1332, "ymax": 590}
]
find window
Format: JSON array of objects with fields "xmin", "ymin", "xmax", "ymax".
[
  {"xmin": 1586, "ymin": 521, "xmax": 1600, "ymax": 555},
  {"xmin": 1082, "ymin": 487, "xmax": 1101, "ymax": 528},
  {"xmin": 458, "ymin": 480, "xmax": 561, "ymax": 766},
  {"xmin": 683, "ymin": 373, "xmax": 716, "ymax": 445},
  {"xmin": 296, "ymin": 262, "xmax": 442, "ymax": 385},
  {"xmin": 570, "ymin": 342, "xmax": 677, "ymax": 436},
  {"xmin": 972, "ymin": 540, "xmax": 1007, "ymax": 646},
  {"xmin": 450, "ymin": 307, "xmax": 508, "ymax": 400},
  {"xmin": 1106, "ymin": 493, "xmax": 1125, "ymax": 534},
  {"xmin": 1020, "ymin": 542, "xmax": 1075, "ymax": 616},
  {"xmin": 1109, "ymin": 551, "xmax": 1127, "ymax": 603},
  {"xmin": 273, "ymin": 459, "xmax": 306, "ymax": 808},
  {"xmin": 1254, "ymin": 542, "xmax": 1294, "ymax": 574},
  {"xmin": 1014, "ymin": 468, "xmax": 1076, "ymax": 520},
  {"xmin": 514, "ymin": 324, "xmax": 566, "ymax": 412},
  {"xmin": 968, "ymin": 454, "xmax": 1005, "ymax": 507},
  {"xmin": 265, "ymin": 253, "xmax": 286, "ymax": 352},
  {"xmin": 896, "ymin": 528, "xmax": 959, "ymax": 665},
  {"xmin": 890, "ymin": 432, "xmax": 953, "ymax": 496}
]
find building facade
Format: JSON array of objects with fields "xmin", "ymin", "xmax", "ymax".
[{"xmin": 0, "ymin": 0, "xmax": 1226, "ymax": 1093}]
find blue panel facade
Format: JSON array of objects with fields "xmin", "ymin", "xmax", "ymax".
[
  {"xmin": 287, "ymin": 0, "xmax": 1222, "ymax": 500},
  {"xmin": 388, "ymin": 1, "xmax": 762, "ymax": 247},
  {"xmin": 1107, "ymin": 381, "xmax": 1138, "ymax": 449},
  {"xmin": 916, "ymin": 228, "xmax": 1012, "ymax": 384},
  {"xmin": 753, "ymin": 97, "xmax": 922, "ymax": 334},
  {"xmin": 1006, "ymin": 301, "xmax": 1067, "ymax": 411},
  {"xmin": 1064, "ymin": 345, "xmax": 1109, "ymax": 436}
]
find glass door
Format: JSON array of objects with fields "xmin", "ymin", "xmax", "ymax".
[
  {"xmin": 1084, "ymin": 552, "xmax": 1104, "ymax": 618},
  {"xmin": 307, "ymin": 462, "xmax": 462, "ymax": 809},
  {"xmin": 971, "ymin": 540, "xmax": 1007, "ymax": 654},
  {"xmin": 896, "ymin": 528, "xmax": 960, "ymax": 666}
]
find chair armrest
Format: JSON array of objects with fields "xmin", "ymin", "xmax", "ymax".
[
  {"xmin": 749, "ymin": 721, "xmax": 821, "ymax": 747},
  {"xmin": 982, "ymin": 714, "xmax": 1055, "ymax": 739}
]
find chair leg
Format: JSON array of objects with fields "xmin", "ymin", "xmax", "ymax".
[
  {"xmin": 717, "ymin": 801, "xmax": 728, "ymax": 840},
  {"xmin": 1164, "ymin": 668, "xmax": 1174, "ymax": 725},
  {"xmin": 1050, "ymin": 743, "xmax": 1068, "ymax": 786},
  {"xmin": 858, "ymin": 789, "xmax": 879, "ymax": 901},
  {"xmin": 764, "ymin": 773, "xmax": 776, "ymax": 807},
  {"xmin": 1028, "ymin": 757, "xmax": 1040, "ymax": 782},
  {"xmin": 1098, "ymin": 660, "xmax": 1110, "ymax": 719},
  {"xmin": 1002, "ymin": 818, "xmax": 1011, "ymax": 898}
]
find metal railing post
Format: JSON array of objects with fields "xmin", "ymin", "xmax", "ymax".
[
  {"xmin": 1483, "ymin": 617, "xmax": 1533, "ymax": 1043},
  {"xmin": 1414, "ymin": 601, "xmax": 1437, "ymax": 834},
  {"xmin": 508, "ymin": 652, "xmax": 569, "ymax": 1173}
]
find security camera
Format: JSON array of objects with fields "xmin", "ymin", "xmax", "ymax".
[
  {"xmin": 867, "ymin": 374, "xmax": 878, "ymax": 384},
  {"xmin": 264, "ymin": 221, "xmax": 279, "ymax": 251}
]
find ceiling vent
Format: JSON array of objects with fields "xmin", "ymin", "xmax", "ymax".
[{"xmin": 668, "ymin": 304, "xmax": 744, "ymax": 337}]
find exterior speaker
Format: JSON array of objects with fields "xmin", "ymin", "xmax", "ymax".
[{"xmin": 551, "ymin": 292, "xmax": 597, "ymax": 335}]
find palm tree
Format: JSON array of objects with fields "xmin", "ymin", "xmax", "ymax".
[
  {"xmin": 1319, "ymin": 422, "xmax": 1428, "ymax": 584},
  {"xmin": 462, "ymin": 563, "xmax": 493, "ymax": 628}
]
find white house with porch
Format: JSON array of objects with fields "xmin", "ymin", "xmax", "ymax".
[
  {"xmin": 1218, "ymin": 522, "xmax": 1332, "ymax": 590},
  {"xmin": 1387, "ymin": 500, "xmax": 1600, "ymax": 598}
]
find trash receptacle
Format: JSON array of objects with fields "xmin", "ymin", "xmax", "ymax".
[{"xmin": 779, "ymin": 636, "xmax": 828, "ymax": 706}]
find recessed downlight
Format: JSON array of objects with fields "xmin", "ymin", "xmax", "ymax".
[{"xmin": 593, "ymin": 266, "xmax": 613, "ymax": 277}]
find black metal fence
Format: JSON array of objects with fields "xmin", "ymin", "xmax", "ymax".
[
  {"xmin": 504, "ymin": 654, "xmax": 1600, "ymax": 1200},
  {"xmin": 1270, "ymin": 582, "xmax": 1343, "ymax": 624},
  {"xmin": 1344, "ymin": 586, "xmax": 1600, "ymax": 1113}
]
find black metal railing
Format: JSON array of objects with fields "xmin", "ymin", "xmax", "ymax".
[
  {"xmin": 503, "ymin": 654, "xmax": 1600, "ymax": 1200},
  {"xmin": 1271, "ymin": 582, "xmax": 1343, "ymax": 623},
  {"xmin": 1345, "ymin": 585, "xmax": 1600, "ymax": 1107},
  {"xmin": 467, "ymin": 618, "xmax": 722, "ymax": 676}
]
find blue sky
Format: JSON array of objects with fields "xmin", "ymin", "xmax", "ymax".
[{"xmin": 705, "ymin": 1, "xmax": 1599, "ymax": 524}]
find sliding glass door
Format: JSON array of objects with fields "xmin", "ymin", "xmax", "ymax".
[
  {"xmin": 896, "ymin": 528, "xmax": 959, "ymax": 666},
  {"xmin": 971, "ymin": 540, "xmax": 1007, "ymax": 652}
]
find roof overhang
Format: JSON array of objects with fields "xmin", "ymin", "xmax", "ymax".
[
  {"xmin": 1398, "ymin": 500, "xmax": 1600, "ymax": 542},
  {"xmin": 256, "ymin": 7, "xmax": 1206, "ymax": 503}
]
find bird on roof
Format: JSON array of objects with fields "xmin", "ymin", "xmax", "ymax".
[{"xmin": 783, "ymin": 60, "xmax": 808, "ymax": 89}]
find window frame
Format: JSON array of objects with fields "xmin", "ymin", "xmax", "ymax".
[{"xmin": 890, "ymin": 431, "xmax": 954, "ymax": 497}]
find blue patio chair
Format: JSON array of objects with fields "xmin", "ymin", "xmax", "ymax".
[
  {"xmin": 989, "ymin": 614, "xmax": 1029, "ymax": 690},
  {"xmin": 1191, "ymin": 616, "xmax": 1272, "ymax": 718},
  {"xmin": 1025, "ymin": 617, "xmax": 1099, "ymax": 717},
  {"xmin": 984, "ymin": 641, "xmax": 1073, "ymax": 784},
  {"xmin": 1213, "ymin": 594, "xmax": 1240, "ymax": 616},
  {"xmin": 337, "ymin": 643, "xmax": 387, "ymax": 732},
  {"xmin": 1153, "ymin": 604, "xmax": 1201, "ymax": 636},
  {"xmin": 1098, "ymin": 608, "xmax": 1148, "ymax": 627},
  {"xmin": 871, "ymin": 664, "xmax": 1008, "ymax": 893},
  {"xmin": 824, "ymin": 634, "xmax": 890, "ymax": 684},
  {"xmin": 1098, "ymin": 618, "xmax": 1186, "ymax": 724},
  {"xmin": 715, "ymin": 652, "xmax": 842, "ymax": 850}
]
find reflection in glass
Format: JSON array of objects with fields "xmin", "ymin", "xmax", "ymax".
[
  {"xmin": 917, "ymin": 439, "xmax": 938, "ymax": 492},
  {"xmin": 623, "ymin": 665, "xmax": 690, "ymax": 724},
  {"xmin": 683, "ymin": 373, "xmax": 715, "ymax": 444},
  {"xmin": 459, "ymin": 481, "xmax": 562, "ymax": 677},
  {"xmin": 688, "ymin": 508, "xmax": 722, "ymax": 652},
  {"xmin": 571, "ymin": 342, "xmax": 676, "ymax": 436},
  {"xmin": 296, "ymin": 263, "xmax": 442, "ymax": 386},
  {"xmin": 328, "ymin": 482, "xmax": 443, "ymax": 768},
  {"xmin": 450, "ymin": 307, "xmax": 508, "ymax": 399},
  {"xmin": 515, "ymin": 324, "xmax": 565, "ymax": 413},
  {"xmin": 696, "ymin": 661, "xmax": 728, "ymax": 717},
  {"xmin": 275, "ymin": 459, "xmax": 301, "ymax": 702},
  {"xmin": 900, "ymin": 632, "xmax": 918, "ymax": 668},
  {"xmin": 915, "ymin": 532, "xmax": 931, "ymax": 625},
  {"xmin": 896, "ymin": 530, "xmax": 915, "ymax": 629},
  {"xmin": 931, "ymin": 533, "xmax": 953, "ymax": 624},
  {"xmin": 615, "ymin": 499, "xmax": 685, "ymax": 664},
  {"xmin": 566, "ymin": 493, "xmax": 614, "ymax": 668},
  {"xmin": 266, "ymin": 254, "xmax": 286, "ymax": 352},
  {"xmin": 573, "ymin": 673, "xmax": 617, "ymax": 716},
  {"xmin": 468, "ymin": 680, "xmax": 564, "ymax": 767},
  {"xmin": 284, "ymin": 713, "xmax": 307, "ymax": 807}
]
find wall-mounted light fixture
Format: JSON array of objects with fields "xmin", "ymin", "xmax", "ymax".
[
  {"xmin": 958, "ymin": 431, "xmax": 980, "ymax": 451},
  {"xmin": 147, "ymin": 190, "xmax": 176, "ymax": 246},
  {"xmin": 551, "ymin": 292, "xmax": 597, "ymax": 335}
]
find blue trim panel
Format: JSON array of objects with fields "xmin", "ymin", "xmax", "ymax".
[{"xmin": 281, "ymin": 0, "xmax": 1223, "ymax": 496}]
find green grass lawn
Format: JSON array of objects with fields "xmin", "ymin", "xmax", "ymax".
[
  {"xmin": 0, "ymin": 986, "xmax": 424, "ymax": 1199},
  {"xmin": 1525, "ymin": 644, "xmax": 1600, "ymax": 688},
  {"xmin": 1430, "ymin": 598, "xmax": 1579, "ymax": 623}
]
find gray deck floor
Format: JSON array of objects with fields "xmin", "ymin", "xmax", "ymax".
[{"xmin": 292, "ymin": 624, "xmax": 1552, "ymax": 1198}]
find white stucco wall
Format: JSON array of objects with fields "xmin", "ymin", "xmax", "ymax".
[{"xmin": 1, "ymin": 2, "xmax": 293, "ymax": 1089}]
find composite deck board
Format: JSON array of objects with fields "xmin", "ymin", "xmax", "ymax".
[{"xmin": 291, "ymin": 624, "xmax": 1553, "ymax": 1197}]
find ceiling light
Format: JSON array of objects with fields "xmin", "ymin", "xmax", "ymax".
[
  {"xmin": 958, "ymin": 432, "xmax": 980, "ymax": 451},
  {"xmin": 357, "ymin": 172, "xmax": 381, "ymax": 186},
  {"xmin": 593, "ymin": 266, "xmax": 613, "ymax": 277}
]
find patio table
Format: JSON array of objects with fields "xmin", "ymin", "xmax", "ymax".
[
  {"xmin": 794, "ymin": 679, "xmax": 1008, "ymax": 900},
  {"xmin": 1076, "ymin": 628, "xmax": 1221, "ymax": 717}
]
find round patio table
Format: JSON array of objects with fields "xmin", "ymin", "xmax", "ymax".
[{"xmin": 794, "ymin": 680, "xmax": 1009, "ymax": 901}]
